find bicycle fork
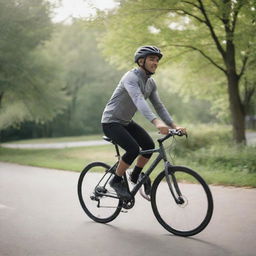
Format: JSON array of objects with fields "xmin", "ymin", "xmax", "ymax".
[{"xmin": 164, "ymin": 162, "xmax": 185, "ymax": 205}]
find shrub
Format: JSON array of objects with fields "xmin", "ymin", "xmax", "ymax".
[{"xmin": 168, "ymin": 124, "xmax": 255, "ymax": 174}]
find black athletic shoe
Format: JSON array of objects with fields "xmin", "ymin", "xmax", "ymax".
[{"xmin": 109, "ymin": 178, "xmax": 131, "ymax": 199}]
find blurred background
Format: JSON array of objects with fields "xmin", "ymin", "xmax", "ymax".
[
  {"xmin": 0, "ymin": 0, "xmax": 255, "ymax": 142},
  {"xmin": 0, "ymin": 0, "xmax": 255, "ymax": 186}
]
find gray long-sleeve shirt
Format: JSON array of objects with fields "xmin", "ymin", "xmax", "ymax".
[{"xmin": 101, "ymin": 68, "xmax": 173, "ymax": 126}]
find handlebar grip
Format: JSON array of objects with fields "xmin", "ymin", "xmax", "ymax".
[
  {"xmin": 169, "ymin": 129, "xmax": 187, "ymax": 137},
  {"xmin": 157, "ymin": 129, "xmax": 187, "ymax": 143}
]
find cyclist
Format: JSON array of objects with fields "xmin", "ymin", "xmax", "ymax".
[{"xmin": 101, "ymin": 45, "xmax": 186, "ymax": 198}]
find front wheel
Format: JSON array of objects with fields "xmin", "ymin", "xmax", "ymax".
[
  {"xmin": 151, "ymin": 166, "xmax": 213, "ymax": 236},
  {"xmin": 78, "ymin": 162, "xmax": 122, "ymax": 223}
]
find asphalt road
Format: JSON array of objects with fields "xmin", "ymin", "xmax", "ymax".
[{"xmin": 0, "ymin": 162, "xmax": 256, "ymax": 256}]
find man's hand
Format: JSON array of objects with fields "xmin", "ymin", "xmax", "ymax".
[
  {"xmin": 169, "ymin": 123, "xmax": 187, "ymax": 135},
  {"xmin": 152, "ymin": 118, "xmax": 169, "ymax": 135}
]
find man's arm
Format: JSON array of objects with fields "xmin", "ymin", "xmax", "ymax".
[
  {"xmin": 123, "ymin": 77, "xmax": 157, "ymax": 122},
  {"xmin": 151, "ymin": 118, "xmax": 169, "ymax": 134},
  {"xmin": 149, "ymin": 84, "xmax": 174, "ymax": 126},
  {"xmin": 149, "ymin": 82, "xmax": 186, "ymax": 134}
]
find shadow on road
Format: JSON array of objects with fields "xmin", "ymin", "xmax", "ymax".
[{"xmin": 79, "ymin": 220, "xmax": 231, "ymax": 256}]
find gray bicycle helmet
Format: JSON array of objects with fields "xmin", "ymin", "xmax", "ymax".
[{"xmin": 134, "ymin": 45, "xmax": 163, "ymax": 63}]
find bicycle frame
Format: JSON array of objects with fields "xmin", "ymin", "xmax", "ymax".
[
  {"xmin": 129, "ymin": 148, "xmax": 163, "ymax": 196},
  {"xmin": 78, "ymin": 130, "xmax": 213, "ymax": 236},
  {"xmin": 96, "ymin": 148, "xmax": 163, "ymax": 199},
  {"xmin": 106, "ymin": 132, "xmax": 183, "ymax": 203}
]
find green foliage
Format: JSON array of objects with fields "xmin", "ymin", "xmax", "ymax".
[
  {"xmin": 0, "ymin": 49, "xmax": 69, "ymax": 129},
  {"xmin": 154, "ymin": 68, "xmax": 220, "ymax": 123},
  {"xmin": 191, "ymin": 145, "xmax": 256, "ymax": 174},
  {"xmin": 98, "ymin": 0, "xmax": 255, "ymax": 69},
  {"xmin": 96, "ymin": 0, "xmax": 256, "ymax": 134},
  {"xmin": 36, "ymin": 21, "xmax": 124, "ymax": 136},
  {"xmin": 0, "ymin": 0, "xmax": 68, "ymax": 129},
  {"xmin": 1, "ymin": 0, "xmax": 255, "ymax": 141},
  {"xmin": 172, "ymin": 124, "xmax": 232, "ymax": 151},
  {"xmin": 0, "ymin": 0, "xmax": 52, "ymax": 64},
  {"xmin": 167, "ymin": 125, "xmax": 256, "ymax": 176}
]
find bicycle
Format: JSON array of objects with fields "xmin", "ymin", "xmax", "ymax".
[{"xmin": 77, "ymin": 129, "xmax": 214, "ymax": 237}]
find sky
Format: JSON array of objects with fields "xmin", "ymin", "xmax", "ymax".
[{"xmin": 50, "ymin": 0, "xmax": 117, "ymax": 22}]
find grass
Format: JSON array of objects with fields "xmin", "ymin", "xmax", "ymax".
[
  {"xmin": 0, "ymin": 144, "xmax": 115, "ymax": 170},
  {"xmin": 0, "ymin": 125, "xmax": 255, "ymax": 187}
]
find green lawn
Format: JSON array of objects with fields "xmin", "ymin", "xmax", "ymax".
[
  {"xmin": 0, "ymin": 144, "xmax": 115, "ymax": 170},
  {"xmin": 1, "ymin": 132, "xmax": 255, "ymax": 187}
]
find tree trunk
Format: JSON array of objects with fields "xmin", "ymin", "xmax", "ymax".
[
  {"xmin": 226, "ymin": 41, "xmax": 246, "ymax": 144},
  {"xmin": 0, "ymin": 92, "xmax": 3, "ymax": 108},
  {"xmin": 226, "ymin": 73, "xmax": 246, "ymax": 144}
]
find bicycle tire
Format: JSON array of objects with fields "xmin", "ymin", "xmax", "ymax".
[
  {"xmin": 151, "ymin": 165, "xmax": 213, "ymax": 236},
  {"xmin": 78, "ymin": 162, "xmax": 122, "ymax": 223}
]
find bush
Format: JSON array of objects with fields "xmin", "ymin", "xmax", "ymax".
[
  {"xmin": 189, "ymin": 145, "xmax": 256, "ymax": 173},
  {"xmin": 169, "ymin": 124, "xmax": 256, "ymax": 174},
  {"xmin": 172, "ymin": 124, "xmax": 232, "ymax": 153}
]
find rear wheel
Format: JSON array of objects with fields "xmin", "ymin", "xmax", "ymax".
[
  {"xmin": 151, "ymin": 166, "xmax": 213, "ymax": 236},
  {"xmin": 78, "ymin": 162, "xmax": 122, "ymax": 223}
]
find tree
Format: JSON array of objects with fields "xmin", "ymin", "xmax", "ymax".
[
  {"xmin": 0, "ymin": 0, "xmax": 68, "ymax": 131},
  {"xmin": 35, "ymin": 21, "xmax": 124, "ymax": 136},
  {"xmin": 97, "ymin": 0, "xmax": 256, "ymax": 144}
]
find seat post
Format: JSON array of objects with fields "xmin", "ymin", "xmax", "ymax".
[
  {"xmin": 102, "ymin": 136, "xmax": 121, "ymax": 160},
  {"xmin": 115, "ymin": 144, "xmax": 121, "ymax": 160}
]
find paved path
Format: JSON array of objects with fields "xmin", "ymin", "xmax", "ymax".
[
  {"xmin": 0, "ymin": 162, "xmax": 256, "ymax": 256},
  {"xmin": 246, "ymin": 131, "xmax": 256, "ymax": 146},
  {"xmin": 0, "ymin": 140, "xmax": 109, "ymax": 149},
  {"xmin": 1, "ymin": 132, "xmax": 255, "ymax": 149}
]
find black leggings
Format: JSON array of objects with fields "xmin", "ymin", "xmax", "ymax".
[{"xmin": 102, "ymin": 121, "xmax": 155, "ymax": 165}]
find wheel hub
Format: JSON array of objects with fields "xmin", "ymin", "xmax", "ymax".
[{"xmin": 177, "ymin": 195, "xmax": 188, "ymax": 208}]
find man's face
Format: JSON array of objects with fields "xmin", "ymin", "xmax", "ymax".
[{"xmin": 144, "ymin": 55, "xmax": 159, "ymax": 73}]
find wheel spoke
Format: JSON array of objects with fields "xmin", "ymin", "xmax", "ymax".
[
  {"xmin": 151, "ymin": 166, "xmax": 213, "ymax": 236},
  {"xmin": 78, "ymin": 162, "xmax": 122, "ymax": 223}
]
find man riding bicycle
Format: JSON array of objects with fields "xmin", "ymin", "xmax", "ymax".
[{"xmin": 101, "ymin": 45, "xmax": 186, "ymax": 198}]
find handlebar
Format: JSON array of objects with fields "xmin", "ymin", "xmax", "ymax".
[
  {"xmin": 169, "ymin": 129, "xmax": 185, "ymax": 136},
  {"xmin": 157, "ymin": 129, "xmax": 187, "ymax": 144}
]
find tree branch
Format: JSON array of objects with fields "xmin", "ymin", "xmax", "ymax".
[
  {"xmin": 183, "ymin": 0, "xmax": 223, "ymax": 24},
  {"xmin": 179, "ymin": 8, "xmax": 206, "ymax": 23},
  {"xmin": 238, "ymin": 55, "xmax": 249, "ymax": 79},
  {"xmin": 238, "ymin": 38, "xmax": 252, "ymax": 79},
  {"xmin": 169, "ymin": 44, "xmax": 227, "ymax": 74},
  {"xmin": 180, "ymin": 1, "xmax": 201, "ymax": 9},
  {"xmin": 243, "ymin": 77, "xmax": 255, "ymax": 111},
  {"xmin": 210, "ymin": 0, "xmax": 219, "ymax": 8},
  {"xmin": 197, "ymin": 0, "xmax": 226, "ymax": 60},
  {"xmin": 160, "ymin": 48, "xmax": 194, "ymax": 65},
  {"xmin": 138, "ymin": 8, "xmax": 206, "ymax": 24},
  {"xmin": 0, "ymin": 92, "xmax": 4, "ymax": 109},
  {"xmin": 231, "ymin": 2, "xmax": 243, "ymax": 33}
]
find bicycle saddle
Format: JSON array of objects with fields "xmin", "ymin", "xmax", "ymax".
[{"xmin": 103, "ymin": 136, "xmax": 116, "ymax": 145}]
